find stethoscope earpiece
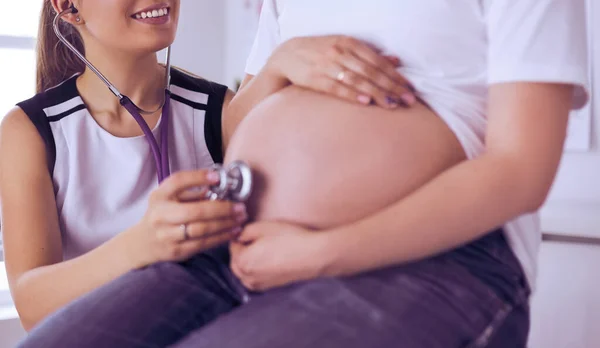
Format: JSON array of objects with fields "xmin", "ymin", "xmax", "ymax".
[{"xmin": 53, "ymin": 6, "xmax": 171, "ymax": 115}]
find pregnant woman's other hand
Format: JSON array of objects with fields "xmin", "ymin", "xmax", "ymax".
[
  {"xmin": 266, "ymin": 35, "xmax": 416, "ymax": 109},
  {"xmin": 229, "ymin": 222, "xmax": 329, "ymax": 291},
  {"xmin": 129, "ymin": 170, "xmax": 248, "ymax": 268}
]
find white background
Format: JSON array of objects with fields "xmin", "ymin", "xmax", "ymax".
[{"xmin": 540, "ymin": 0, "xmax": 599, "ymax": 239}]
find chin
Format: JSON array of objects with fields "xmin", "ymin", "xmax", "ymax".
[
  {"xmin": 154, "ymin": 41, "xmax": 175, "ymax": 52},
  {"xmin": 137, "ymin": 38, "xmax": 176, "ymax": 55}
]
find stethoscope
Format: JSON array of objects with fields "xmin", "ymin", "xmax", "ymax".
[{"xmin": 54, "ymin": 5, "xmax": 252, "ymax": 202}]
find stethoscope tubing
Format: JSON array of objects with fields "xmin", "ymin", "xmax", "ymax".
[
  {"xmin": 54, "ymin": 6, "xmax": 173, "ymax": 183},
  {"xmin": 53, "ymin": 6, "xmax": 254, "ymax": 200}
]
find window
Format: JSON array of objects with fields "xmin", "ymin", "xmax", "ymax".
[
  {"xmin": 0, "ymin": 1, "xmax": 42, "ymax": 118},
  {"xmin": 0, "ymin": 1, "xmax": 42, "ymax": 309}
]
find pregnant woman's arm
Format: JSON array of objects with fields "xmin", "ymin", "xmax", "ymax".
[
  {"xmin": 224, "ymin": 35, "xmax": 416, "ymax": 140},
  {"xmin": 321, "ymin": 82, "xmax": 574, "ymax": 276}
]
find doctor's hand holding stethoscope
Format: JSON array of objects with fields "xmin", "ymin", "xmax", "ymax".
[{"xmin": 124, "ymin": 170, "xmax": 248, "ymax": 269}]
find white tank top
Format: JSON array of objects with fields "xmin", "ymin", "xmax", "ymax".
[{"xmin": 17, "ymin": 68, "xmax": 228, "ymax": 260}]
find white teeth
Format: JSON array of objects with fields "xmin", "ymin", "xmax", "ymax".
[{"xmin": 135, "ymin": 8, "xmax": 169, "ymax": 20}]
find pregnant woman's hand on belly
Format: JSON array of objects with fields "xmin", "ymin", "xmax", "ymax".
[
  {"xmin": 229, "ymin": 221, "xmax": 329, "ymax": 292},
  {"xmin": 266, "ymin": 35, "xmax": 417, "ymax": 109},
  {"xmin": 127, "ymin": 170, "xmax": 249, "ymax": 268}
]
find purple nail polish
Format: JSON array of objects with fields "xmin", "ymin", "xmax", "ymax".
[{"xmin": 385, "ymin": 96, "xmax": 400, "ymax": 108}]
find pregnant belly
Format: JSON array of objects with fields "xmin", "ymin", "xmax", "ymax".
[{"xmin": 225, "ymin": 86, "xmax": 466, "ymax": 229}]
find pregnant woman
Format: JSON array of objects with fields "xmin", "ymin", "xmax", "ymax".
[{"xmin": 19, "ymin": 0, "xmax": 588, "ymax": 347}]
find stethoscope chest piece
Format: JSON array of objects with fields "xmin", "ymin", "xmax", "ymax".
[{"xmin": 206, "ymin": 161, "xmax": 253, "ymax": 202}]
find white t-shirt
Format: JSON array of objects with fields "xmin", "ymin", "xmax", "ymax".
[{"xmin": 245, "ymin": 0, "xmax": 590, "ymax": 290}]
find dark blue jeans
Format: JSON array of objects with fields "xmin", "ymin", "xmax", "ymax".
[{"xmin": 18, "ymin": 230, "xmax": 530, "ymax": 348}]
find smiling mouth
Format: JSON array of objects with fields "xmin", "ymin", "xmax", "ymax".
[{"xmin": 132, "ymin": 7, "xmax": 170, "ymax": 20}]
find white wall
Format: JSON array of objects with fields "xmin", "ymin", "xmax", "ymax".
[
  {"xmin": 169, "ymin": 0, "xmax": 226, "ymax": 84},
  {"xmin": 0, "ymin": 317, "xmax": 26, "ymax": 348},
  {"xmin": 529, "ymin": 242, "xmax": 600, "ymax": 348},
  {"xmin": 224, "ymin": 0, "xmax": 263, "ymax": 89},
  {"xmin": 541, "ymin": 0, "xmax": 600, "ymax": 238}
]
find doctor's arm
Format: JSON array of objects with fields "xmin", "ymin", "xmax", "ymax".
[
  {"xmin": 0, "ymin": 109, "xmax": 242, "ymax": 330},
  {"xmin": 0, "ymin": 108, "xmax": 142, "ymax": 330},
  {"xmin": 320, "ymin": 82, "xmax": 573, "ymax": 277}
]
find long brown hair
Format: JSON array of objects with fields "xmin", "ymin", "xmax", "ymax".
[{"xmin": 36, "ymin": 1, "xmax": 85, "ymax": 93}]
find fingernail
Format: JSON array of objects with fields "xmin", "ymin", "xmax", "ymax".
[
  {"xmin": 207, "ymin": 171, "xmax": 220, "ymax": 182},
  {"xmin": 357, "ymin": 95, "xmax": 371, "ymax": 105},
  {"xmin": 230, "ymin": 227, "xmax": 243, "ymax": 236},
  {"xmin": 385, "ymin": 96, "xmax": 400, "ymax": 108},
  {"xmin": 234, "ymin": 203, "xmax": 246, "ymax": 214},
  {"xmin": 401, "ymin": 93, "xmax": 416, "ymax": 106}
]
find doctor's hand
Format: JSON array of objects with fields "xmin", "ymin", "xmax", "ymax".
[
  {"xmin": 264, "ymin": 35, "xmax": 416, "ymax": 109},
  {"xmin": 128, "ymin": 170, "xmax": 248, "ymax": 268},
  {"xmin": 229, "ymin": 221, "xmax": 330, "ymax": 292}
]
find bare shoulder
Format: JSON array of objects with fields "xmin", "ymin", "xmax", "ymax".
[
  {"xmin": 0, "ymin": 106, "xmax": 46, "ymax": 159},
  {"xmin": 1, "ymin": 106, "xmax": 31, "ymax": 130},
  {"xmin": 0, "ymin": 106, "xmax": 62, "ymax": 293}
]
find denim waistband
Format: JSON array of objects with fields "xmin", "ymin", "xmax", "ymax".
[{"xmin": 448, "ymin": 228, "xmax": 530, "ymax": 304}]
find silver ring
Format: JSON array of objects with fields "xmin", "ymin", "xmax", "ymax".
[
  {"xmin": 180, "ymin": 224, "xmax": 190, "ymax": 241},
  {"xmin": 336, "ymin": 70, "xmax": 346, "ymax": 82}
]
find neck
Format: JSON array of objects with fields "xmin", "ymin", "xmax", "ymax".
[{"xmin": 77, "ymin": 45, "xmax": 167, "ymax": 118}]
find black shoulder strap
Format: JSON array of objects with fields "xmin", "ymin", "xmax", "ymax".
[
  {"xmin": 170, "ymin": 67, "xmax": 229, "ymax": 164},
  {"xmin": 204, "ymin": 81, "xmax": 228, "ymax": 164},
  {"xmin": 16, "ymin": 96, "xmax": 57, "ymax": 176}
]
